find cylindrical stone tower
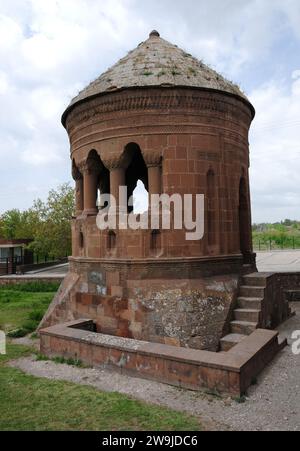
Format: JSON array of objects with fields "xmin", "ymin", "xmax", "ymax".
[{"xmin": 42, "ymin": 31, "xmax": 256, "ymax": 351}]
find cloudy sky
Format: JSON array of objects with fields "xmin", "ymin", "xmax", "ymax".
[{"xmin": 0, "ymin": 0, "xmax": 299, "ymax": 223}]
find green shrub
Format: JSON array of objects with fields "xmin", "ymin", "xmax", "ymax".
[
  {"xmin": 7, "ymin": 328, "xmax": 28, "ymax": 338},
  {"xmin": 52, "ymin": 356, "xmax": 84, "ymax": 367},
  {"xmin": 8, "ymin": 316, "xmax": 41, "ymax": 337},
  {"xmin": 35, "ymin": 354, "xmax": 84, "ymax": 368}
]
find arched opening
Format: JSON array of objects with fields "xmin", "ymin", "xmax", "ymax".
[
  {"xmin": 132, "ymin": 180, "xmax": 149, "ymax": 214},
  {"xmin": 207, "ymin": 169, "xmax": 217, "ymax": 246},
  {"xmin": 86, "ymin": 150, "xmax": 110, "ymax": 211},
  {"xmin": 239, "ymin": 177, "xmax": 251, "ymax": 259},
  {"xmin": 123, "ymin": 143, "xmax": 149, "ymax": 213}
]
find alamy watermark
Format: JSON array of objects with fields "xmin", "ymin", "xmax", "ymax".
[
  {"xmin": 291, "ymin": 330, "xmax": 300, "ymax": 355},
  {"xmin": 96, "ymin": 187, "xmax": 205, "ymax": 240},
  {"xmin": 0, "ymin": 330, "xmax": 6, "ymax": 355}
]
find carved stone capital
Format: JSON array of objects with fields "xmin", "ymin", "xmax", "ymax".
[
  {"xmin": 102, "ymin": 154, "xmax": 126, "ymax": 171},
  {"xmin": 143, "ymin": 152, "xmax": 162, "ymax": 168},
  {"xmin": 72, "ymin": 161, "xmax": 82, "ymax": 181},
  {"xmin": 78, "ymin": 155, "xmax": 102, "ymax": 176}
]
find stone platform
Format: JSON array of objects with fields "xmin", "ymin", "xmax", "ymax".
[{"xmin": 40, "ymin": 319, "xmax": 286, "ymax": 396}]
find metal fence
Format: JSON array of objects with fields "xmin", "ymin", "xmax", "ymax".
[
  {"xmin": 0, "ymin": 256, "xmax": 23, "ymax": 275},
  {"xmin": 0, "ymin": 255, "xmax": 51, "ymax": 275},
  {"xmin": 0, "ymin": 257, "xmax": 8, "ymax": 275},
  {"xmin": 253, "ymin": 237, "xmax": 300, "ymax": 251}
]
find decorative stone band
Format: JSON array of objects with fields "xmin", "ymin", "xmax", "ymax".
[
  {"xmin": 64, "ymin": 88, "xmax": 253, "ymax": 134},
  {"xmin": 68, "ymin": 254, "xmax": 245, "ymax": 278},
  {"xmin": 75, "ymin": 149, "xmax": 163, "ymax": 172}
]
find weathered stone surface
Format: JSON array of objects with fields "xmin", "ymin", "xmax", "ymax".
[{"xmin": 63, "ymin": 31, "xmax": 249, "ymax": 121}]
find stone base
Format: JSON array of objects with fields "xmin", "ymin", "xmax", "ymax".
[
  {"xmin": 40, "ymin": 319, "xmax": 285, "ymax": 397},
  {"xmin": 39, "ymin": 255, "xmax": 246, "ymax": 351}
]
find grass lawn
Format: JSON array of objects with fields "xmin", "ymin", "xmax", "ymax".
[
  {"xmin": 0, "ymin": 282, "xmax": 58, "ymax": 335},
  {"xmin": 0, "ymin": 344, "xmax": 201, "ymax": 431},
  {"xmin": 0, "ymin": 283, "xmax": 201, "ymax": 431}
]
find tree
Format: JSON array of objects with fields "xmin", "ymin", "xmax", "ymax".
[
  {"xmin": 0, "ymin": 183, "xmax": 75, "ymax": 259},
  {"xmin": 29, "ymin": 184, "xmax": 74, "ymax": 259},
  {"xmin": 0, "ymin": 210, "xmax": 24, "ymax": 239}
]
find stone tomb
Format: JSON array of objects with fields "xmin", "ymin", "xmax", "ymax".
[{"xmin": 40, "ymin": 32, "xmax": 290, "ymax": 394}]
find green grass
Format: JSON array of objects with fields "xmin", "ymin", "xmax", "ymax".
[
  {"xmin": 1, "ymin": 281, "xmax": 60, "ymax": 292},
  {"xmin": 0, "ymin": 285, "xmax": 201, "ymax": 430},
  {"xmin": 0, "ymin": 284, "xmax": 56, "ymax": 334},
  {"xmin": 0, "ymin": 345, "xmax": 201, "ymax": 431}
]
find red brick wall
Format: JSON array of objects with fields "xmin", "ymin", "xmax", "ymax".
[
  {"xmin": 67, "ymin": 87, "xmax": 253, "ymax": 262},
  {"xmin": 40, "ymin": 87, "xmax": 255, "ymax": 351}
]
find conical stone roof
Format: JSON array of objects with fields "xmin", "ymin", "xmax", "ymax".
[{"xmin": 63, "ymin": 31, "xmax": 251, "ymax": 122}]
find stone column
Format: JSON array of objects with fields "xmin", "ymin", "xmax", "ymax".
[
  {"xmin": 79, "ymin": 161, "xmax": 99, "ymax": 216},
  {"xmin": 144, "ymin": 153, "xmax": 162, "ymax": 232},
  {"xmin": 72, "ymin": 162, "xmax": 84, "ymax": 216},
  {"xmin": 75, "ymin": 178, "xmax": 84, "ymax": 215},
  {"xmin": 110, "ymin": 167, "xmax": 126, "ymax": 211},
  {"xmin": 104, "ymin": 155, "xmax": 127, "ymax": 215},
  {"xmin": 145, "ymin": 153, "xmax": 162, "ymax": 200}
]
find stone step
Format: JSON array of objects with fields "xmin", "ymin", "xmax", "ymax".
[
  {"xmin": 243, "ymin": 274, "xmax": 267, "ymax": 287},
  {"xmin": 230, "ymin": 320, "xmax": 258, "ymax": 335},
  {"xmin": 220, "ymin": 333, "xmax": 247, "ymax": 352},
  {"xmin": 239, "ymin": 285, "xmax": 265, "ymax": 298},
  {"xmin": 237, "ymin": 297, "xmax": 263, "ymax": 309},
  {"xmin": 234, "ymin": 308, "xmax": 261, "ymax": 322},
  {"xmin": 242, "ymin": 264, "xmax": 255, "ymax": 276}
]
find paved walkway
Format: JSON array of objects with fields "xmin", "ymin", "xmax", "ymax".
[
  {"xmin": 256, "ymin": 250, "xmax": 300, "ymax": 272},
  {"xmin": 26, "ymin": 263, "xmax": 69, "ymax": 276},
  {"xmin": 29, "ymin": 252, "xmax": 300, "ymax": 275},
  {"xmin": 22, "ymin": 251, "xmax": 300, "ymax": 275},
  {"xmin": 21, "ymin": 251, "xmax": 300, "ymax": 275},
  {"xmin": 0, "ymin": 263, "xmax": 68, "ymax": 279}
]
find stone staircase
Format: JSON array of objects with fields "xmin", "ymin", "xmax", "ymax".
[{"xmin": 220, "ymin": 273, "xmax": 265, "ymax": 351}]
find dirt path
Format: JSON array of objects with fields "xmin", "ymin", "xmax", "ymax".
[{"xmin": 9, "ymin": 304, "xmax": 300, "ymax": 431}]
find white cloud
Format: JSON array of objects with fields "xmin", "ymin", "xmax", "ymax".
[
  {"xmin": 0, "ymin": 70, "xmax": 8, "ymax": 94},
  {"xmin": 249, "ymin": 70, "xmax": 300, "ymax": 222},
  {"xmin": 0, "ymin": 0, "xmax": 299, "ymax": 221}
]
